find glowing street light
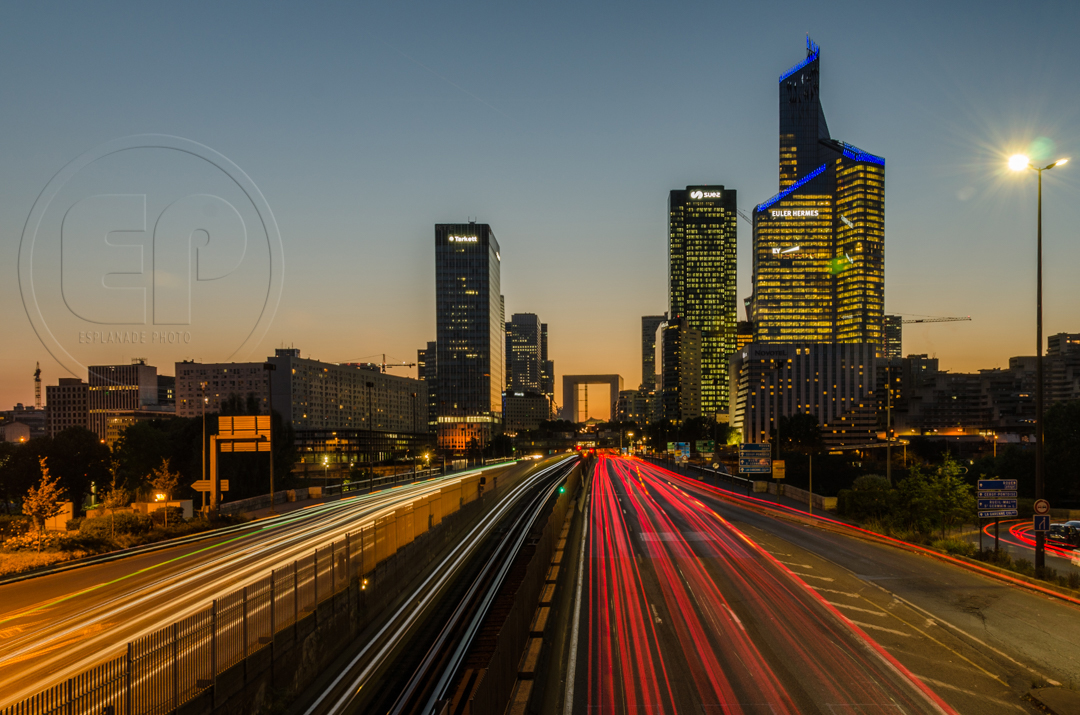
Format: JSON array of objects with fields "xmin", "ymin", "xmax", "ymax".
[{"xmin": 1009, "ymin": 150, "xmax": 1069, "ymax": 572}]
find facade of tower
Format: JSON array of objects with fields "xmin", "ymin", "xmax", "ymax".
[
  {"xmin": 434, "ymin": 223, "xmax": 504, "ymax": 450},
  {"xmin": 641, "ymin": 315, "xmax": 666, "ymax": 390},
  {"xmin": 506, "ymin": 313, "xmax": 543, "ymax": 392},
  {"xmin": 749, "ymin": 37, "xmax": 885, "ymax": 346},
  {"xmin": 668, "ymin": 186, "xmax": 738, "ymax": 418}
]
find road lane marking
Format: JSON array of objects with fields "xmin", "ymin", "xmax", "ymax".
[
  {"xmin": 848, "ymin": 620, "xmax": 910, "ymax": 637},
  {"xmin": 915, "ymin": 675, "xmax": 1027, "ymax": 712},
  {"xmin": 776, "ymin": 560, "xmax": 814, "ymax": 569},
  {"xmin": 826, "ymin": 601, "xmax": 887, "ymax": 617},
  {"xmin": 721, "ymin": 604, "xmax": 745, "ymax": 632},
  {"xmin": 790, "ymin": 572, "xmax": 834, "ymax": 582},
  {"xmin": 650, "ymin": 603, "xmax": 662, "ymax": 624}
]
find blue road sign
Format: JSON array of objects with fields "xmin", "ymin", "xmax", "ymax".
[
  {"xmin": 740, "ymin": 443, "xmax": 772, "ymax": 454},
  {"xmin": 978, "ymin": 499, "xmax": 1019, "ymax": 511},
  {"xmin": 977, "ymin": 490, "xmax": 1018, "ymax": 499},
  {"xmin": 1033, "ymin": 515, "xmax": 1050, "ymax": 532},
  {"xmin": 978, "ymin": 509, "xmax": 1018, "ymax": 518},
  {"xmin": 739, "ymin": 458, "xmax": 772, "ymax": 474},
  {"xmin": 977, "ymin": 479, "xmax": 1018, "ymax": 491}
]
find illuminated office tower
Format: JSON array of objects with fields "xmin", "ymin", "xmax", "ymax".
[
  {"xmin": 750, "ymin": 37, "xmax": 885, "ymax": 346},
  {"xmin": 506, "ymin": 313, "xmax": 542, "ymax": 392},
  {"xmin": 435, "ymin": 222, "xmax": 504, "ymax": 450},
  {"xmin": 668, "ymin": 186, "xmax": 737, "ymax": 417},
  {"xmin": 884, "ymin": 315, "xmax": 902, "ymax": 360}
]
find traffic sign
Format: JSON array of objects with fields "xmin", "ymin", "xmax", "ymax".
[
  {"xmin": 978, "ymin": 499, "xmax": 1018, "ymax": 511},
  {"xmin": 978, "ymin": 509, "xmax": 1018, "ymax": 518},
  {"xmin": 978, "ymin": 479, "xmax": 1018, "ymax": 491},
  {"xmin": 773, "ymin": 460, "xmax": 786, "ymax": 479},
  {"xmin": 192, "ymin": 479, "xmax": 211, "ymax": 491},
  {"xmin": 739, "ymin": 443, "xmax": 772, "ymax": 474},
  {"xmin": 739, "ymin": 458, "xmax": 772, "ymax": 474},
  {"xmin": 1033, "ymin": 499, "xmax": 1050, "ymax": 515},
  {"xmin": 977, "ymin": 490, "xmax": 1017, "ymax": 499},
  {"xmin": 1033, "ymin": 515, "xmax": 1050, "ymax": 532},
  {"xmin": 740, "ymin": 443, "xmax": 771, "ymax": 454}
]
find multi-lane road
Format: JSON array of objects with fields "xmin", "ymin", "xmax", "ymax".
[
  {"xmin": 566, "ymin": 455, "xmax": 1080, "ymax": 714},
  {"xmin": 0, "ymin": 462, "xmax": 527, "ymax": 710}
]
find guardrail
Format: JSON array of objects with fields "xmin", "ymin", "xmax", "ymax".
[{"xmin": 1, "ymin": 468, "xmax": 507, "ymax": 715}]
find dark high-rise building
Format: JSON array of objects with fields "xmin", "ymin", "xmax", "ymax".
[
  {"xmin": 750, "ymin": 37, "xmax": 885, "ymax": 346},
  {"xmin": 641, "ymin": 315, "xmax": 667, "ymax": 390},
  {"xmin": 660, "ymin": 317, "xmax": 701, "ymax": 424},
  {"xmin": 669, "ymin": 187, "xmax": 738, "ymax": 418},
  {"xmin": 418, "ymin": 341, "xmax": 438, "ymax": 434},
  {"xmin": 88, "ymin": 360, "xmax": 159, "ymax": 440},
  {"xmin": 435, "ymin": 223, "xmax": 504, "ymax": 450},
  {"xmin": 540, "ymin": 323, "xmax": 554, "ymax": 400},
  {"xmin": 884, "ymin": 315, "xmax": 903, "ymax": 360},
  {"xmin": 506, "ymin": 313, "xmax": 543, "ymax": 392}
]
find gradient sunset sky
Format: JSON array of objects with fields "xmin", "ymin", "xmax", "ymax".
[{"xmin": 1, "ymin": 1, "xmax": 1078, "ymax": 419}]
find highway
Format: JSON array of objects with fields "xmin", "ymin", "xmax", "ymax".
[
  {"xmin": 0, "ymin": 461, "xmax": 532, "ymax": 710},
  {"xmin": 577, "ymin": 455, "xmax": 953, "ymax": 714}
]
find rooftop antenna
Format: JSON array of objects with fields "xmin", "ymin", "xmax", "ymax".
[{"xmin": 34, "ymin": 362, "xmax": 41, "ymax": 409}]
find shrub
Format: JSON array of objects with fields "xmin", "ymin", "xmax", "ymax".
[
  {"xmin": 931, "ymin": 538, "xmax": 976, "ymax": 557},
  {"xmin": 0, "ymin": 514, "xmax": 31, "ymax": 538},
  {"xmin": 1068, "ymin": 572, "xmax": 1080, "ymax": 590},
  {"xmin": 66, "ymin": 517, "xmax": 85, "ymax": 531},
  {"xmin": 150, "ymin": 506, "xmax": 185, "ymax": 526},
  {"xmin": 2, "ymin": 531, "xmax": 67, "ymax": 552},
  {"xmin": 1013, "ymin": 558, "xmax": 1036, "ymax": 577},
  {"xmin": 79, "ymin": 512, "xmax": 152, "ymax": 539}
]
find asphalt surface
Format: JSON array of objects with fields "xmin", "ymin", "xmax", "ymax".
[
  {"xmin": 571, "ymin": 456, "xmax": 959, "ymax": 714},
  {"xmin": 0, "ymin": 462, "xmax": 523, "ymax": 710},
  {"xmin": 578, "ymin": 457, "xmax": 1080, "ymax": 714}
]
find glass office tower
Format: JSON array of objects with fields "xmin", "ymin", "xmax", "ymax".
[
  {"xmin": 750, "ymin": 37, "xmax": 885, "ymax": 346},
  {"xmin": 669, "ymin": 186, "xmax": 738, "ymax": 417},
  {"xmin": 435, "ymin": 223, "xmax": 503, "ymax": 449}
]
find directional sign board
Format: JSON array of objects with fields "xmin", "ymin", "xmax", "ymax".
[
  {"xmin": 773, "ymin": 460, "xmax": 786, "ymax": 479},
  {"xmin": 739, "ymin": 443, "xmax": 772, "ymax": 474},
  {"xmin": 977, "ymin": 479, "xmax": 1018, "ymax": 491},
  {"xmin": 979, "ymin": 509, "xmax": 1018, "ymax": 518},
  {"xmin": 978, "ymin": 499, "xmax": 1018, "ymax": 511},
  {"xmin": 1033, "ymin": 515, "xmax": 1050, "ymax": 533},
  {"xmin": 977, "ymin": 490, "xmax": 1017, "ymax": 500}
]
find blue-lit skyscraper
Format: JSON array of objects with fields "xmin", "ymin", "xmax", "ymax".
[{"xmin": 750, "ymin": 37, "xmax": 885, "ymax": 345}]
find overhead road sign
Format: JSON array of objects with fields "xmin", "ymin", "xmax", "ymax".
[
  {"xmin": 1033, "ymin": 515, "xmax": 1050, "ymax": 532},
  {"xmin": 977, "ymin": 479, "xmax": 1018, "ymax": 491}
]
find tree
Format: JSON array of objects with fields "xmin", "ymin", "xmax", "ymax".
[
  {"xmin": 23, "ymin": 457, "xmax": 66, "ymax": 544},
  {"xmin": 150, "ymin": 458, "xmax": 181, "ymax": 526},
  {"xmin": 47, "ymin": 427, "xmax": 110, "ymax": 515},
  {"xmin": 102, "ymin": 460, "xmax": 130, "ymax": 538}
]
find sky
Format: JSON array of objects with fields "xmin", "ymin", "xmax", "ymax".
[{"xmin": 1, "ymin": 0, "xmax": 1078, "ymax": 419}]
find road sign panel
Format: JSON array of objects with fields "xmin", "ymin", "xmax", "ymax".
[
  {"xmin": 1033, "ymin": 515, "xmax": 1050, "ymax": 532},
  {"xmin": 1033, "ymin": 499, "xmax": 1050, "ymax": 515},
  {"xmin": 978, "ymin": 499, "xmax": 1018, "ymax": 510},
  {"xmin": 739, "ymin": 455, "xmax": 772, "ymax": 474},
  {"xmin": 977, "ymin": 479, "xmax": 1018, "ymax": 491},
  {"xmin": 977, "ymin": 490, "xmax": 1017, "ymax": 499},
  {"xmin": 740, "ymin": 443, "xmax": 771, "ymax": 454},
  {"xmin": 773, "ymin": 460, "xmax": 786, "ymax": 479},
  {"xmin": 220, "ymin": 480, "xmax": 229, "ymax": 492},
  {"xmin": 978, "ymin": 509, "xmax": 1018, "ymax": 518},
  {"xmin": 192, "ymin": 479, "xmax": 211, "ymax": 491}
]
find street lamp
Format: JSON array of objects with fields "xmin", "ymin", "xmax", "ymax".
[{"xmin": 1009, "ymin": 152, "xmax": 1068, "ymax": 571}]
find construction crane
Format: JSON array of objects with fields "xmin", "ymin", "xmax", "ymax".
[
  {"xmin": 34, "ymin": 363, "xmax": 41, "ymax": 408},
  {"xmin": 344, "ymin": 354, "xmax": 417, "ymax": 373},
  {"xmin": 901, "ymin": 316, "xmax": 971, "ymax": 325}
]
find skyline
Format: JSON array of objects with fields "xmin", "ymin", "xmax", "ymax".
[{"xmin": 2, "ymin": 2, "xmax": 1079, "ymax": 417}]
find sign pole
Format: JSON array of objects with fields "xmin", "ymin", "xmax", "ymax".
[
  {"xmin": 995, "ymin": 518, "xmax": 999, "ymax": 553},
  {"xmin": 979, "ymin": 518, "xmax": 983, "ymax": 553}
]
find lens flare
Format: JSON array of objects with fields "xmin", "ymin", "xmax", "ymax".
[{"xmin": 1008, "ymin": 154, "xmax": 1030, "ymax": 171}]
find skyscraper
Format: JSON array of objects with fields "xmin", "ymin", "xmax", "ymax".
[
  {"xmin": 884, "ymin": 315, "xmax": 902, "ymax": 360},
  {"xmin": 435, "ymin": 222, "xmax": 504, "ymax": 450},
  {"xmin": 418, "ymin": 340, "xmax": 438, "ymax": 434},
  {"xmin": 668, "ymin": 186, "xmax": 738, "ymax": 417},
  {"xmin": 749, "ymin": 37, "xmax": 885, "ymax": 346},
  {"xmin": 641, "ymin": 314, "xmax": 666, "ymax": 390},
  {"xmin": 506, "ymin": 313, "xmax": 543, "ymax": 392},
  {"xmin": 660, "ymin": 316, "xmax": 701, "ymax": 424},
  {"xmin": 540, "ymin": 323, "xmax": 554, "ymax": 400}
]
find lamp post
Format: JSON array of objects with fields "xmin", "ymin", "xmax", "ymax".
[
  {"xmin": 263, "ymin": 362, "xmax": 277, "ymax": 515},
  {"xmin": 200, "ymin": 382, "xmax": 208, "ymax": 513},
  {"xmin": 1009, "ymin": 152, "xmax": 1068, "ymax": 572}
]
